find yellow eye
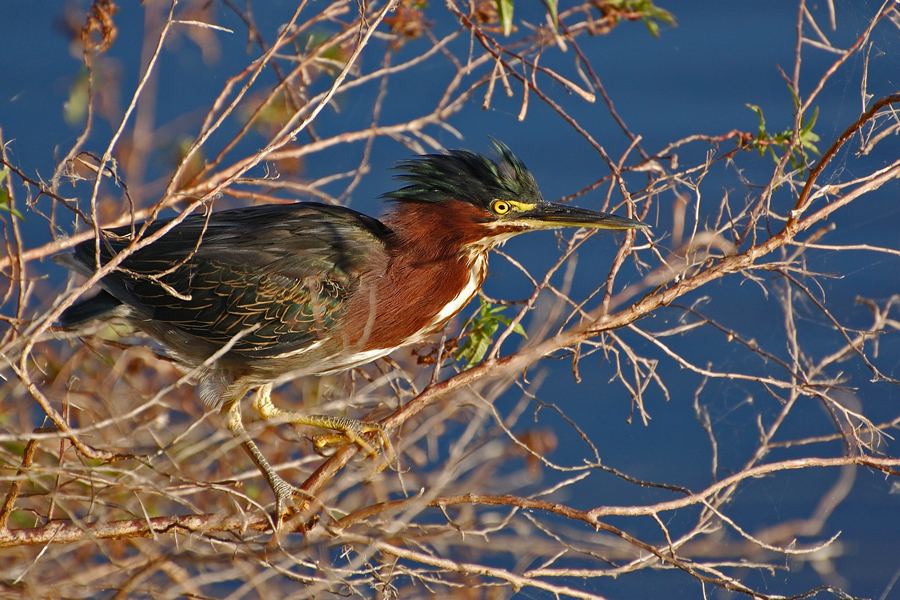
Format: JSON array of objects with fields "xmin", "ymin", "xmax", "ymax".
[{"xmin": 491, "ymin": 200, "xmax": 511, "ymax": 215}]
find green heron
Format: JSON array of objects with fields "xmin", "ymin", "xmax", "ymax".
[{"xmin": 56, "ymin": 140, "xmax": 646, "ymax": 514}]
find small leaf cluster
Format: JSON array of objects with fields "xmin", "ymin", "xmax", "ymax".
[
  {"xmin": 598, "ymin": 0, "xmax": 676, "ymax": 37},
  {"xmin": 746, "ymin": 100, "xmax": 820, "ymax": 169},
  {"xmin": 455, "ymin": 298, "xmax": 527, "ymax": 368},
  {"xmin": 494, "ymin": 0, "xmax": 673, "ymax": 38}
]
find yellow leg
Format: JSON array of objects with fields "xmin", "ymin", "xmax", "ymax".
[
  {"xmin": 250, "ymin": 384, "xmax": 395, "ymax": 465},
  {"xmin": 224, "ymin": 397, "xmax": 308, "ymax": 517}
]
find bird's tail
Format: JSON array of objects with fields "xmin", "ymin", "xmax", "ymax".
[
  {"xmin": 53, "ymin": 253, "xmax": 124, "ymax": 328},
  {"xmin": 58, "ymin": 290, "xmax": 123, "ymax": 328}
]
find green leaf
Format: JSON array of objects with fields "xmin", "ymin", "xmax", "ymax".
[
  {"xmin": 801, "ymin": 106, "xmax": 818, "ymax": 135},
  {"xmin": 800, "ymin": 106, "xmax": 820, "ymax": 154},
  {"xmin": 787, "ymin": 83, "xmax": 801, "ymax": 109},
  {"xmin": 0, "ymin": 168, "xmax": 23, "ymax": 221},
  {"xmin": 64, "ymin": 68, "xmax": 91, "ymax": 126},
  {"xmin": 746, "ymin": 104, "xmax": 766, "ymax": 136},
  {"xmin": 544, "ymin": 0, "xmax": 558, "ymax": 31},
  {"xmin": 497, "ymin": 0, "xmax": 514, "ymax": 37}
]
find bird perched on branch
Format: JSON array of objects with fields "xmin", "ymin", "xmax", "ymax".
[{"xmin": 56, "ymin": 140, "xmax": 646, "ymax": 515}]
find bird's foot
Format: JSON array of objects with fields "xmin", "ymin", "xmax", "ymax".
[
  {"xmin": 250, "ymin": 391, "xmax": 396, "ymax": 467},
  {"xmin": 310, "ymin": 417, "xmax": 395, "ymax": 470},
  {"xmin": 269, "ymin": 477, "xmax": 315, "ymax": 522}
]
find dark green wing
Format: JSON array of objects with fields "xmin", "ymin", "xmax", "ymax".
[{"xmin": 67, "ymin": 203, "xmax": 390, "ymax": 359}]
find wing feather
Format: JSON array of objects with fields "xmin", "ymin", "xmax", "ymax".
[{"xmin": 70, "ymin": 203, "xmax": 390, "ymax": 359}]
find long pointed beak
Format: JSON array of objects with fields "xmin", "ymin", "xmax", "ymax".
[{"xmin": 519, "ymin": 202, "xmax": 648, "ymax": 231}]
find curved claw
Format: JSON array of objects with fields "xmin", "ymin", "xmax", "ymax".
[
  {"xmin": 310, "ymin": 419, "xmax": 396, "ymax": 472},
  {"xmin": 270, "ymin": 478, "xmax": 313, "ymax": 519}
]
